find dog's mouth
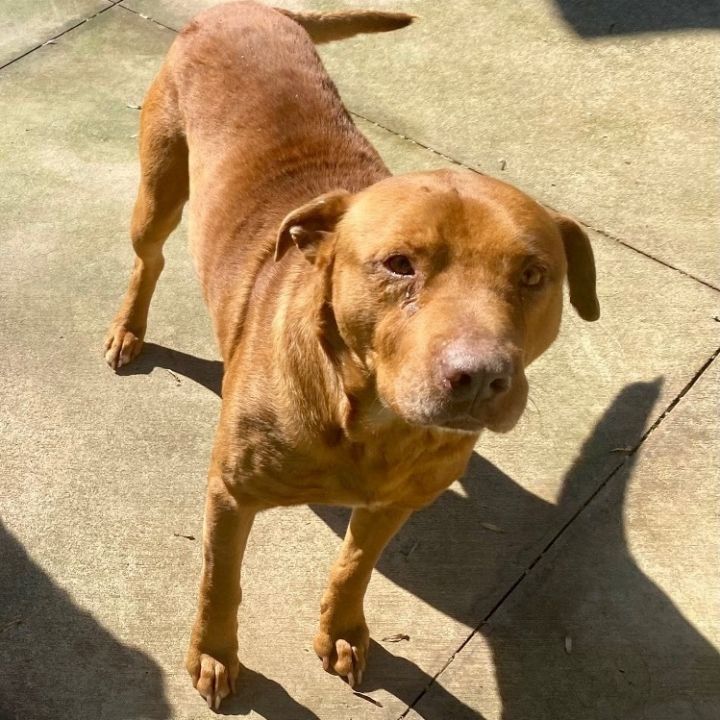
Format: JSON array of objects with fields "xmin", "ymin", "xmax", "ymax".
[
  {"xmin": 386, "ymin": 381, "xmax": 528, "ymax": 435},
  {"xmin": 437, "ymin": 415, "xmax": 486, "ymax": 434}
]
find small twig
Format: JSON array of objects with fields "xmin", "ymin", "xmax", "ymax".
[
  {"xmin": 165, "ymin": 368, "xmax": 181, "ymax": 385},
  {"xmin": 480, "ymin": 521, "xmax": 505, "ymax": 533},
  {"xmin": 0, "ymin": 618, "xmax": 23, "ymax": 634},
  {"xmin": 173, "ymin": 532, "xmax": 195, "ymax": 541},
  {"xmin": 352, "ymin": 692, "xmax": 382, "ymax": 707}
]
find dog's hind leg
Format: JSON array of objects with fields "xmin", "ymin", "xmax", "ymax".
[{"xmin": 105, "ymin": 65, "xmax": 188, "ymax": 369}]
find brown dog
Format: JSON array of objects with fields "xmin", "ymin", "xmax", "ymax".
[{"xmin": 105, "ymin": 0, "xmax": 599, "ymax": 710}]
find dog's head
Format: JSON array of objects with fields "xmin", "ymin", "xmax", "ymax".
[{"xmin": 276, "ymin": 170, "xmax": 599, "ymax": 434}]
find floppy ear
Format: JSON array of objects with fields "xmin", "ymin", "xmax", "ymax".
[
  {"xmin": 552, "ymin": 213, "xmax": 600, "ymax": 321},
  {"xmin": 275, "ymin": 190, "xmax": 351, "ymax": 263}
]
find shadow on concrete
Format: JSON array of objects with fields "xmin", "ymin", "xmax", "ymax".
[
  {"xmin": 553, "ymin": 0, "xmax": 720, "ymax": 37},
  {"xmin": 219, "ymin": 667, "xmax": 321, "ymax": 719},
  {"xmin": 360, "ymin": 640, "xmax": 481, "ymax": 718},
  {"xmin": 0, "ymin": 522, "xmax": 170, "ymax": 720},
  {"xmin": 117, "ymin": 342, "xmax": 224, "ymax": 396},
  {"xmin": 315, "ymin": 379, "xmax": 720, "ymax": 718}
]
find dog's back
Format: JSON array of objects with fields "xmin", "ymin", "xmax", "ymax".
[{"xmin": 163, "ymin": 2, "xmax": 410, "ymax": 352}]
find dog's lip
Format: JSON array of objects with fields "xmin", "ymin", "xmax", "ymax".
[{"xmin": 437, "ymin": 415, "xmax": 485, "ymax": 433}]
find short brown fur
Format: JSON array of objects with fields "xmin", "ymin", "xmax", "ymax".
[{"xmin": 104, "ymin": 1, "xmax": 598, "ymax": 709}]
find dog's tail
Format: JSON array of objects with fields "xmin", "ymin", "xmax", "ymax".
[{"xmin": 276, "ymin": 7, "xmax": 415, "ymax": 44}]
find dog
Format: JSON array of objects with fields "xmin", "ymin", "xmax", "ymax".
[{"xmin": 104, "ymin": 1, "xmax": 599, "ymax": 709}]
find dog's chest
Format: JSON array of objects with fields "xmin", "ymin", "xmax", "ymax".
[{"xmin": 292, "ymin": 428, "xmax": 475, "ymax": 509}]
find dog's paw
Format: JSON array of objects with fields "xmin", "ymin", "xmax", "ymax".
[
  {"xmin": 313, "ymin": 620, "xmax": 370, "ymax": 689},
  {"xmin": 104, "ymin": 325, "xmax": 143, "ymax": 370},
  {"xmin": 186, "ymin": 648, "xmax": 240, "ymax": 711}
]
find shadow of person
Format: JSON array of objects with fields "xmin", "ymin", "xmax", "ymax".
[
  {"xmin": 314, "ymin": 379, "xmax": 720, "ymax": 717},
  {"xmin": 552, "ymin": 0, "xmax": 720, "ymax": 37},
  {"xmin": 117, "ymin": 342, "xmax": 224, "ymax": 397},
  {"xmin": 0, "ymin": 521, "xmax": 170, "ymax": 720},
  {"xmin": 477, "ymin": 382, "xmax": 720, "ymax": 719}
]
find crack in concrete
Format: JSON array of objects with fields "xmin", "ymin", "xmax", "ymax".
[
  {"xmin": 398, "ymin": 345, "xmax": 720, "ymax": 719},
  {"xmin": 0, "ymin": 1, "xmax": 125, "ymax": 72}
]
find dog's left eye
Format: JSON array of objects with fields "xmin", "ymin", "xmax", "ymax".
[
  {"xmin": 384, "ymin": 254, "xmax": 415, "ymax": 277},
  {"xmin": 521, "ymin": 265, "xmax": 546, "ymax": 288}
]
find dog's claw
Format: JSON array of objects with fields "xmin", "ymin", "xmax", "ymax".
[
  {"xmin": 187, "ymin": 650, "xmax": 238, "ymax": 712},
  {"xmin": 315, "ymin": 629, "xmax": 368, "ymax": 689},
  {"xmin": 351, "ymin": 646, "xmax": 363, "ymax": 687},
  {"xmin": 103, "ymin": 325, "xmax": 143, "ymax": 370}
]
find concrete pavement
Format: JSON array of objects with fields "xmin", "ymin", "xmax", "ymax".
[{"xmin": 1, "ymin": 2, "xmax": 718, "ymax": 718}]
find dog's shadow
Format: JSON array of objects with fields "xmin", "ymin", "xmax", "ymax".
[
  {"xmin": 119, "ymin": 346, "xmax": 720, "ymax": 718},
  {"xmin": 116, "ymin": 341, "xmax": 224, "ymax": 396}
]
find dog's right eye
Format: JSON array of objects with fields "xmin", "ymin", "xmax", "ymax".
[{"xmin": 383, "ymin": 254, "xmax": 415, "ymax": 277}]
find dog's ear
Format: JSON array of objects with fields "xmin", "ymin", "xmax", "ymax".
[
  {"xmin": 275, "ymin": 190, "xmax": 351, "ymax": 263},
  {"xmin": 552, "ymin": 212, "xmax": 600, "ymax": 321}
]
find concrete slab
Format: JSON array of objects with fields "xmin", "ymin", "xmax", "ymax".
[
  {"xmin": 1, "ymin": 4, "xmax": 718, "ymax": 720},
  {"xmin": 409, "ymin": 358, "xmax": 720, "ymax": 720},
  {"xmin": 0, "ymin": 0, "xmax": 110, "ymax": 67},
  {"xmin": 121, "ymin": 0, "xmax": 720, "ymax": 288}
]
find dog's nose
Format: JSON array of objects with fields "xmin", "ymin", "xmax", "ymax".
[{"xmin": 440, "ymin": 343, "xmax": 514, "ymax": 403}]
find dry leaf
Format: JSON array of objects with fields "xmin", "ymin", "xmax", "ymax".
[{"xmin": 173, "ymin": 532, "xmax": 195, "ymax": 541}]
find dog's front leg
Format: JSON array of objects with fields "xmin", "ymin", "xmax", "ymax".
[
  {"xmin": 314, "ymin": 505, "xmax": 412, "ymax": 688},
  {"xmin": 186, "ymin": 473, "xmax": 258, "ymax": 709}
]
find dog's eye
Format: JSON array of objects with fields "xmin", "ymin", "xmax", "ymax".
[
  {"xmin": 521, "ymin": 265, "xmax": 546, "ymax": 288},
  {"xmin": 384, "ymin": 254, "xmax": 415, "ymax": 277}
]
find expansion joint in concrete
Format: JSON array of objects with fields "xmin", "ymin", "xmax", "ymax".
[
  {"xmin": 0, "ymin": 1, "xmax": 126, "ymax": 72},
  {"xmin": 116, "ymin": 2, "xmax": 179, "ymax": 35}
]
